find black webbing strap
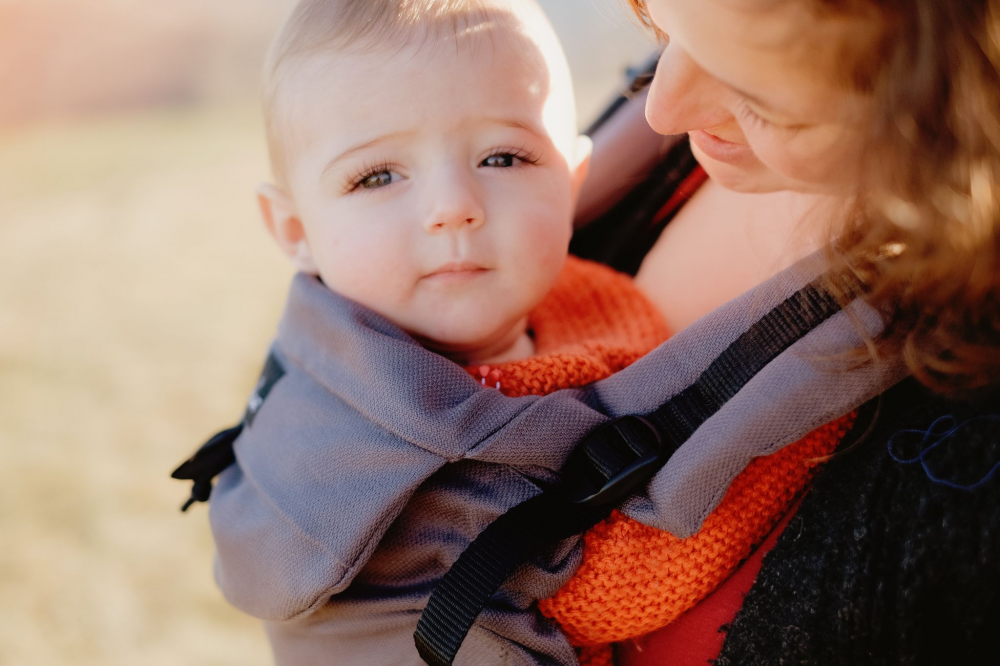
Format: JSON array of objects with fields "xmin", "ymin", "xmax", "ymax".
[
  {"xmin": 414, "ymin": 279, "xmax": 846, "ymax": 666},
  {"xmin": 646, "ymin": 279, "xmax": 845, "ymax": 448},
  {"xmin": 415, "ymin": 416, "xmax": 666, "ymax": 664},
  {"xmin": 415, "ymin": 494, "xmax": 606, "ymax": 664}
]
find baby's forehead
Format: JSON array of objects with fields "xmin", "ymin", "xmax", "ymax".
[
  {"xmin": 301, "ymin": 38, "xmax": 560, "ymax": 125},
  {"xmin": 265, "ymin": 0, "xmax": 577, "ymax": 183},
  {"xmin": 280, "ymin": 40, "xmax": 546, "ymax": 150},
  {"xmin": 279, "ymin": 7, "xmax": 550, "ymax": 103}
]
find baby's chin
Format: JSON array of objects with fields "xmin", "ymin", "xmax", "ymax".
[{"xmin": 408, "ymin": 317, "xmax": 532, "ymax": 366}]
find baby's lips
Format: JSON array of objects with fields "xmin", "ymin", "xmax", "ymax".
[{"xmin": 424, "ymin": 260, "xmax": 488, "ymax": 278}]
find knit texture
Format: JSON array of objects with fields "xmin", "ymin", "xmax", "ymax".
[
  {"xmin": 462, "ymin": 255, "xmax": 861, "ymax": 666},
  {"xmin": 464, "ymin": 255, "xmax": 671, "ymax": 398},
  {"xmin": 715, "ymin": 379, "xmax": 1000, "ymax": 665},
  {"xmin": 538, "ymin": 414, "xmax": 856, "ymax": 665}
]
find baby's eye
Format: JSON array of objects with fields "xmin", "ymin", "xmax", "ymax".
[
  {"xmin": 346, "ymin": 162, "xmax": 402, "ymax": 193},
  {"xmin": 360, "ymin": 170, "xmax": 397, "ymax": 189},
  {"xmin": 480, "ymin": 148, "xmax": 540, "ymax": 168},
  {"xmin": 481, "ymin": 153, "xmax": 518, "ymax": 168}
]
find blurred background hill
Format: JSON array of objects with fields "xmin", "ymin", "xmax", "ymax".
[
  {"xmin": 0, "ymin": 0, "xmax": 650, "ymax": 127},
  {"xmin": 0, "ymin": 0, "xmax": 288, "ymax": 126},
  {"xmin": 0, "ymin": 1, "xmax": 653, "ymax": 664}
]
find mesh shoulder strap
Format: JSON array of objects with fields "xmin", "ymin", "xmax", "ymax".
[{"xmin": 414, "ymin": 280, "xmax": 845, "ymax": 666}]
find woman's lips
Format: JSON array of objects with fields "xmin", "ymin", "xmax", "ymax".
[{"xmin": 688, "ymin": 129, "xmax": 757, "ymax": 167}]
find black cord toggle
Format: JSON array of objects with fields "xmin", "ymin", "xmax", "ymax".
[{"xmin": 171, "ymin": 424, "xmax": 243, "ymax": 512}]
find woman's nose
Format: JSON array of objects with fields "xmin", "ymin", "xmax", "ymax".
[
  {"xmin": 422, "ymin": 173, "xmax": 486, "ymax": 234},
  {"xmin": 645, "ymin": 45, "xmax": 732, "ymax": 136}
]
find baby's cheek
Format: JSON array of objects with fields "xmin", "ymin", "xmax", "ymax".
[
  {"xmin": 312, "ymin": 228, "xmax": 414, "ymax": 308},
  {"xmin": 532, "ymin": 205, "xmax": 573, "ymax": 262},
  {"xmin": 511, "ymin": 207, "xmax": 572, "ymax": 297}
]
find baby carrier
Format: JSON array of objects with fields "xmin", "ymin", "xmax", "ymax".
[{"xmin": 171, "ymin": 54, "xmax": 901, "ymax": 666}]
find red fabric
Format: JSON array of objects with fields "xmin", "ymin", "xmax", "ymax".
[
  {"xmin": 617, "ymin": 499, "xmax": 802, "ymax": 666},
  {"xmin": 538, "ymin": 416, "xmax": 853, "ymax": 663},
  {"xmin": 650, "ymin": 165, "xmax": 708, "ymax": 227}
]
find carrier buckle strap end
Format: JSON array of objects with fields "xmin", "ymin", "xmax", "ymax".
[
  {"xmin": 171, "ymin": 424, "xmax": 243, "ymax": 512},
  {"xmin": 560, "ymin": 415, "xmax": 672, "ymax": 508},
  {"xmin": 413, "ymin": 416, "xmax": 672, "ymax": 666},
  {"xmin": 171, "ymin": 352, "xmax": 286, "ymax": 512}
]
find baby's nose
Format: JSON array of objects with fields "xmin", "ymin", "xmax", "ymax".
[
  {"xmin": 425, "ymin": 215, "xmax": 483, "ymax": 233},
  {"xmin": 423, "ymin": 197, "xmax": 486, "ymax": 233}
]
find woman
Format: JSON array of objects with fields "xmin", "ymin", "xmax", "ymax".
[{"xmin": 541, "ymin": 0, "xmax": 1000, "ymax": 663}]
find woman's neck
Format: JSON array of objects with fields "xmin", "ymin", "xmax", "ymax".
[{"xmin": 635, "ymin": 180, "xmax": 842, "ymax": 335}]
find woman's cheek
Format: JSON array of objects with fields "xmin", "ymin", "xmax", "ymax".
[{"xmin": 750, "ymin": 127, "xmax": 864, "ymax": 192}]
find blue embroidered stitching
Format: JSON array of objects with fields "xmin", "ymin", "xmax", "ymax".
[{"xmin": 888, "ymin": 415, "xmax": 1000, "ymax": 490}]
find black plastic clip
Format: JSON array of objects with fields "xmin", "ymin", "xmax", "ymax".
[
  {"xmin": 171, "ymin": 424, "xmax": 243, "ymax": 512},
  {"xmin": 559, "ymin": 415, "xmax": 669, "ymax": 508}
]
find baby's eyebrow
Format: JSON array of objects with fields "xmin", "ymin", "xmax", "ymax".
[
  {"xmin": 322, "ymin": 130, "xmax": 418, "ymax": 177},
  {"xmin": 478, "ymin": 117, "xmax": 547, "ymax": 142}
]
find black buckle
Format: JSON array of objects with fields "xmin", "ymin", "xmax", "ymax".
[{"xmin": 559, "ymin": 416, "xmax": 666, "ymax": 508}]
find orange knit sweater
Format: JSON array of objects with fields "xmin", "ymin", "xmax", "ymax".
[
  {"xmin": 465, "ymin": 256, "xmax": 855, "ymax": 666},
  {"xmin": 464, "ymin": 255, "xmax": 670, "ymax": 398}
]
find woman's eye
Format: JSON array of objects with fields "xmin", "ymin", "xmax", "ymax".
[
  {"xmin": 481, "ymin": 153, "xmax": 517, "ymax": 168},
  {"xmin": 736, "ymin": 100, "xmax": 806, "ymax": 134},
  {"xmin": 360, "ymin": 170, "xmax": 395, "ymax": 189}
]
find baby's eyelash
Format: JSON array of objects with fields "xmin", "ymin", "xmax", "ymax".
[
  {"xmin": 343, "ymin": 146, "xmax": 540, "ymax": 192},
  {"xmin": 483, "ymin": 144, "xmax": 541, "ymax": 166},
  {"xmin": 346, "ymin": 160, "xmax": 397, "ymax": 192}
]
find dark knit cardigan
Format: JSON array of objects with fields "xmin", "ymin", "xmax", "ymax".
[
  {"xmin": 715, "ymin": 379, "xmax": 1000, "ymax": 666},
  {"xmin": 573, "ymin": 136, "xmax": 1000, "ymax": 665}
]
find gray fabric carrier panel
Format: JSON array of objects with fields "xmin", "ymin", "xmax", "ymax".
[{"xmin": 208, "ymin": 251, "xmax": 906, "ymax": 665}]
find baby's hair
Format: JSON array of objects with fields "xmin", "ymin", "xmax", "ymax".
[{"xmin": 263, "ymin": 0, "xmax": 510, "ymax": 187}]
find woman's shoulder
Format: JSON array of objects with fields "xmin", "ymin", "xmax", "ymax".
[{"xmin": 716, "ymin": 378, "xmax": 1000, "ymax": 666}]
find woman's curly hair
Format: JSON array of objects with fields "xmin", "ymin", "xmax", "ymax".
[{"xmin": 627, "ymin": 0, "xmax": 1000, "ymax": 395}]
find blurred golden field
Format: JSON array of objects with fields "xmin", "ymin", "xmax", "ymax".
[
  {"xmin": 0, "ymin": 102, "xmax": 289, "ymax": 666},
  {"xmin": 0, "ymin": 2, "xmax": 650, "ymax": 664}
]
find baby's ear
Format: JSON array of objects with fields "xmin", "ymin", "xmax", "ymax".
[
  {"xmin": 569, "ymin": 135, "xmax": 593, "ymax": 204},
  {"xmin": 256, "ymin": 183, "xmax": 319, "ymax": 274}
]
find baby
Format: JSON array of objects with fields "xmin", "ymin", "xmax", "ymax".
[
  {"xmin": 257, "ymin": 0, "xmax": 590, "ymax": 368},
  {"xmin": 203, "ymin": 0, "xmax": 669, "ymax": 663}
]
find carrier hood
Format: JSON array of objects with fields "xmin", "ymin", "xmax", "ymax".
[{"xmin": 209, "ymin": 254, "xmax": 905, "ymax": 623}]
